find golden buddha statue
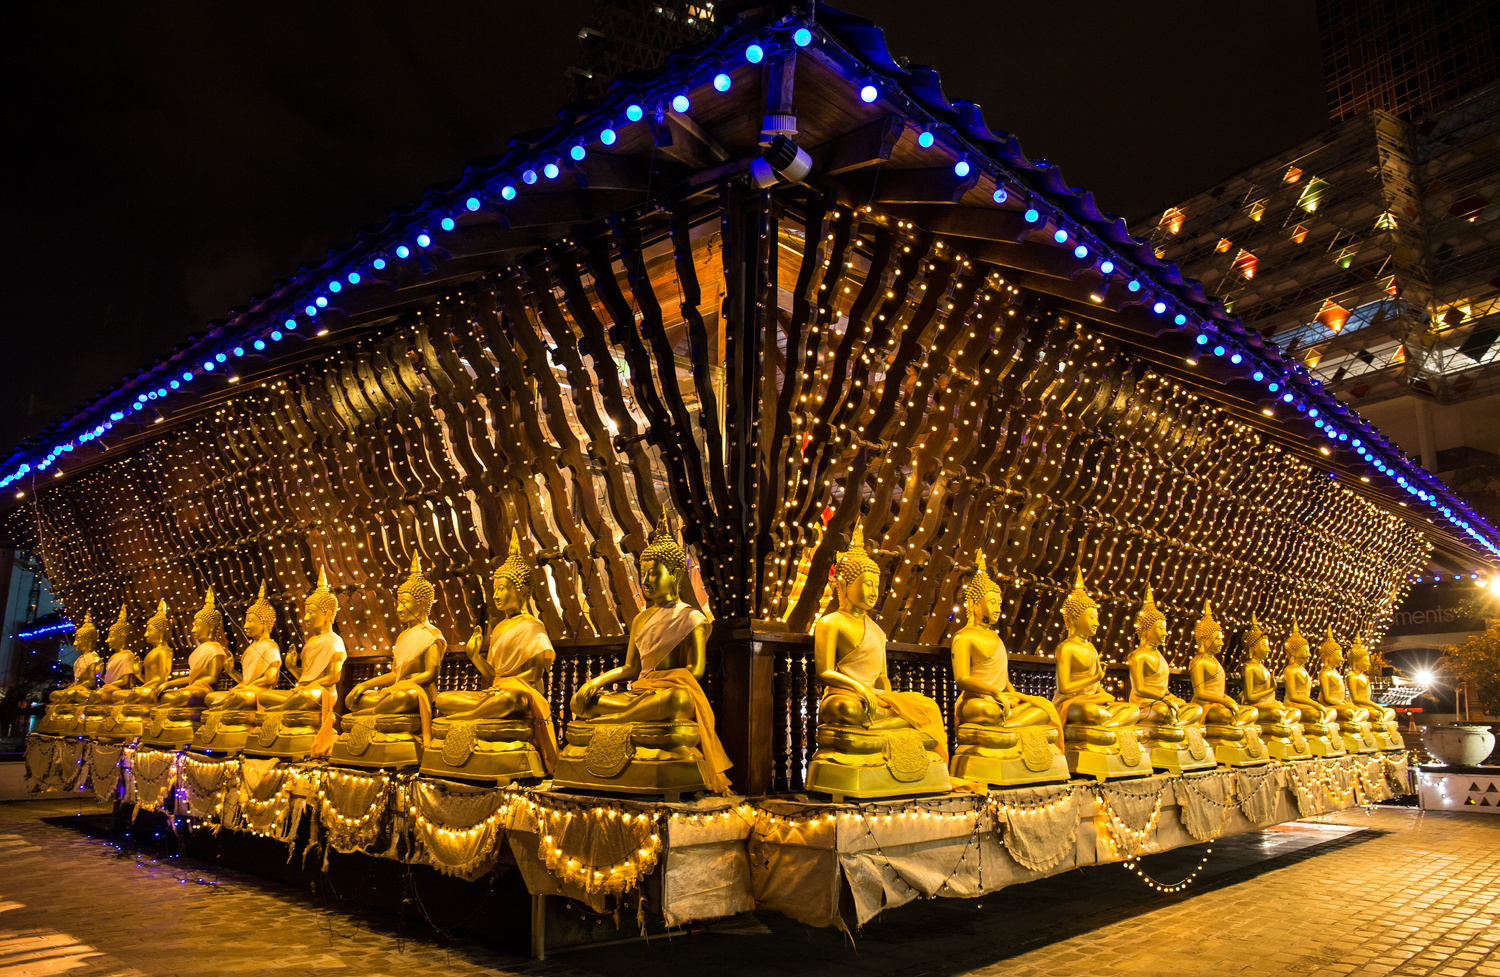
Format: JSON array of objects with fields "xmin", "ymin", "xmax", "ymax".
[
  {"xmin": 329, "ymin": 555, "xmax": 445, "ymax": 769},
  {"xmin": 37, "ymin": 611, "xmax": 102, "ymax": 736},
  {"xmin": 1240, "ymin": 614, "xmax": 1309, "ymax": 760},
  {"xmin": 1052, "ymin": 569, "xmax": 1147, "ymax": 781},
  {"xmin": 947, "ymin": 553, "xmax": 1068, "ymax": 787},
  {"xmin": 1316, "ymin": 627, "xmax": 1377, "ymax": 753},
  {"xmin": 1347, "ymin": 634, "xmax": 1402, "ymax": 751},
  {"xmin": 1189, "ymin": 602, "xmax": 1269, "ymax": 766},
  {"xmin": 554, "ymin": 513, "xmax": 732, "ymax": 800},
  {"xmin": 81, "ymin": 606, "xmax": 137, "ymax": 736},
  {"xmin": 141, "ymin": 589, "xmax": 229, "ymax": 748},
  {"xmin": 95, "ymin": 602, "xmax": 175, "ymax": 743},
  {"xmin": 1280, "ymin": 619, "xmax": 1344, "ymax": 757},
  {"xmin": 1127, "ymin": 587, "xmax": 1215, "ymax": 774},
  {"xmin": 422, "ymin": 530, "xmax": 558, "ymax": 784},
  {"xmin": 247, "ymin": 568, "xmax": 348, "ymax": 760},
  {"xmin": 193, "ymin": 582, "xmax": 282, "ymax": 754}
]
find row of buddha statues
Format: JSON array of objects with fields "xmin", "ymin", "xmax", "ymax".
[{"xmin": 36, "ymin": 517, "xmax": 1401, "ymax": 803}]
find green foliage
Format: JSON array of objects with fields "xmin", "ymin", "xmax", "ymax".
[{"xmin": 1441, "ymin": 624, "xmax": 1500, "ymax": 716}]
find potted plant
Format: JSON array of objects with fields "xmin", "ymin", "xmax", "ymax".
[{"xmin": 1428, "ymin": 626, "xmax": 1500, "ymax": 766}]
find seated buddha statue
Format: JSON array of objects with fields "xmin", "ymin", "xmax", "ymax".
[
  {"xmin": 142, "ymin": 589, "xmax": 229, "ymax": 748},
  {"xmin": 81, "ymin": 606, "xmax": 137, "ymax": 736},
  {"xmin": 1281, "ymin": 619, "xmax": 1344, "ymax": 757},
  {"xmin": 1127, "ymin": 587, "xmax": 1214, "ymax": 773},
  {"xmin": 947, "ymin": 552, "xmax": 1068, "ymax": 787},
  {"xmin": 801, "ymin": 524, "xmax": 950, "ymax": 800},
  {"xmin": 1189, "ymin": 602, "xmax": 1269, "ymax": 766},
  {"xmin": 555, "ymin": 512, "xmax": 732, "ymax": 800},
  {"xmin": 330, "ymin": 555, "xmax": 445, "ymax": 769},
  {"xmin": 194, "ymin": 582, "xmax": 281, "ymax": 753},
  {"xmin": 422, "ymin": 530, "xmax": 558, "ymax": 784},
  {"xmin": 38, "ymin": 611, "xmax": 102, "ymax": 736},
  {"xmin": 95, "ymin": 603, "xmax": 174, "ymax": 743},
  {"xmin": 1316, "ymin": 628, "xmax": 1376, "ymax": 753},
  {"xmin": 1346, "ymin": 634, "xmax": 1401, "ymax": 751},
  {"xmin": 1240, "ymin": 614, "xmax": 1309, "ymax": 760},
  {"xmin": 248, "ymin": 568, "xmax": 348, "ymax": 760},
  {"xmin": 1052, "ymin": 569, "xmax": 1147, "ymax": 781}
]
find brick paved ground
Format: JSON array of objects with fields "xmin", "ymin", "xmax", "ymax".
[{"xmin": 0, "ymin": 797, "xmax": 1496, "ymax": 977}]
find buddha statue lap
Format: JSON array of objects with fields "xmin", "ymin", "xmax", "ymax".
[
  {"xmin": 92, "ymin": 603, "xmax": 170, "ymax": 743},
  {"xmin": 422, "ymin": 530, "xmax": 559, "ymax": 785},
  {"xmin": 1316, "ymin": 628, "xmax": 1378, "ymax": 754},
  {"xmin": 947, "ymin": 553, "xmax": 1068, "ymax": 787},
  {"xmin": 1051, "ymin": 570, "xmax": 1148, "ymax": 781},
  {"xmin": 141, "ymin": 589, "xmax": 228, "ymax": 749},
  {"xmin": 1189, "ymin": 602, "xmax": 1269, "ymax": 766},
  {"xmin": 1240, "ymin": 614, "xmax": 1310, "ymax": 760},
  {"xmin": 1281, "ymin": 620, "xmax": 1345, "ymax": 757},
  {"xmin": 246, "ymin": 568, "xmax": 348, "ymax": 760},
  {"xmin": 329, "ymin": 556, "xmax": 444, "ymax": 770},
  {"xmin": 555, "ymin": 513, "xmax": 731, "ymax": 801},
  {"xmin": 37, "ymin": 611, "xmax": 102, "ymax": 736},
  {"xmin": 1347, "ymin": 635, "xmax": 1402, "ymax": 751},
  {"xmin": 194, "ymin": 583, "xmax": 282, "ymax": 754},
  {"xmin": 803, "ymin": 525, "xmax": 951, "ymax": 800},
  {"xmin": 1126, "ymin": 587, "xmax": 1215, "ymax": 774}
]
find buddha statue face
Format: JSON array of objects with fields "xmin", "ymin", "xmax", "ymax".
[
  {"xmin": 640, "ymin": 556, "xmax": 681, "ymax": 605},
  {"xmin": 841, "ymin": 568, "xmax": 881, "ymax": 615},
  {"xmin": 303, "ymin": 600, "xmax": 332, "ymax": 634},
  {"xmin": 191, "ymin": 616, "xmax": 215, "ymax": 644},
  {"xmin": 1349, "ymin": 647, "xmax": 1369, "ymax": 674},
  {"xmin": 1321, "ymin": 643, "xmax": 1344, "ymax": 669},
  {"xmin": 1286, "ymin": 637, "xmax": 1309, "ymax": 666},
  {"xmin": 396, "ymin": 588, "xmax": 424, "ymax": 625},
  {"xmin": 1247, "ymin": 636, "xmax": 1270, "ymax": 662},
  {"xmin": 108, "ymin": 628, "xmax": 129, "ymax": 654},
  {"xmin": 1140, "ymin": 617, "xmax": 1166, "ymax": 648},
  {"xmin": 492, "ymin": 574, "xmax": 529, "ymax": 615},
  {"xmin": 1067, "ymin": 604, "xmax": 1100, "ymax": 639},
  {"xmin": 147, "ymin": 616, "xmax": 170, "ymax": 646},
  {"xmin": 243, "ymin": 610, "xmax": 266, "ymax": 641},
  {"xmin": 969, "ymin": 589, "xmax": 1002, "ymax": 628},
  {"xmin": 75, "ymin": 628, "xmax": 97, "ymax": 657},
  {"xmin": 1199, "ymin": 627, "xmax": 1223, "ymax": 656}
]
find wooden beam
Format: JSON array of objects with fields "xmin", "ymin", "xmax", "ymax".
[
  {"xmin": 811, "ymin": 115, "xmax": 904, "ymax": 175},
  {"xmin": 841, "ymin": 166, "xmax": 979, "ymax": 204}
]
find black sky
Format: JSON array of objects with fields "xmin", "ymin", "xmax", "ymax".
[{"xmin": 1, "ymin": 1, "xmax": 1327, "ymax": 456}]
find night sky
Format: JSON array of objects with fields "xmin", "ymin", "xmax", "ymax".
[{"xmin": 1, "ymin": 1, "xmax": 1327, "ymax": 456}]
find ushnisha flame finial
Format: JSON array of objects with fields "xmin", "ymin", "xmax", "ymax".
[
  {"xmin": 1134, "ymin": 584, "xmax": 1165, "ymax": 639},
  {"xmin": 193, "ymin": 587, "xmax": 223, "ymax": 635},
  {"xmin": 1061, "ymin": 566, "xmax": 1097, "ymax": 622},
  {"xmin": 1243, "ymin": 611, "xmax": 1266, "ymax": 650},
  {"xmin": 397, "ymin": 552, "xmax": 436, "ymax": 616},
  {"xmin": 247, "ymin": 579, "xmax": 276, "ymax": 632},
  {"xmin": 835, "ymin": 522, "xmax": 880, "ymax": 587},
  {"xmin": 1193, "ymin": 600, "xmax": 1221, "ymax": 643},
  {"xmin": 495, "ymin": 527, "xmax": 533, "ymax": 592},
  {"xmin": 641, "ymin": 508, "xmax": 687, "ymax": 575},
  {"xmin": 306, "ymin": 565, "xmax": 339, "ymax": 617},
  {"xmin": 962, "ymin": 551, "xmax": 1001, "ymax": 605}
]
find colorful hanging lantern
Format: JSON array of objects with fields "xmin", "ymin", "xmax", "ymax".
[{"xmin": 1316, "ymin": 298, "xmax": 1350, "ymax": 332}]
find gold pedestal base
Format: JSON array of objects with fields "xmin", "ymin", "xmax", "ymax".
[
  {"xmin": 242, "ymin": 710, "xmax": 322, "ymax": 761},
  {"xmin": 552, "ymin": 754, "xmax": 708, "ymax": 802},
  {"xmin": 35, "ymin": 706, "xmax": 77, "ymax": 737},
  {"xmin": 806, "ymin": 754, "xmax": 951, "ymax": 802},
  {"xmin": 1137, "ymin": 724, "xmax": 1216, "ymax": 774},
  {"xmin": 805, "ymin": 724, "xmax": 952, "ymax": 800},
  {"xmin": 1205, "ymin": 725, "xmax": 1271, "ymax": 766},
  {"xmin": 1371, "ymin": 728, "xmax": 1402, "ymax": 752},
  {"xmin": 328, "ymin": 714, "xmax": 424, "ymax": 770},
  {"xmin": 1257, "ymin": 723, "xmax": 1311, "ymax": 761},
  {"xmin": 1062, "ymin": 725, "xmax": 1150, "ymax": 781},
  {"xmin": 94, "ymin": 708, "xmax": 145, "ymax": 744},
  {"xmin": 140, "ymin": 706, "xmax": 202, "ymax": 750},
  {"xmin": 420, "ymin": 719, "xmax": 545, "ymax": 785},
  {"xmin": 950, "ymin": 748, "xmax": 1069, "ymax": 788},
  {"xmin": 190, "ymin": 710, "xmax": 257, "ymax": 754},
  {"xmin": 1339, "ymin": 722, "xmax": 1379, "ymax": 754},
  {"xmin": 553, "ymin": 720, "xmax": 710, "ymax": 801},
  {"xmin": 1147, "ymin": 744, "xmax": 1218, "ymax": 775},
  {"xmin": 1301, "ymin": 725, "xmax": 1346, "ymax": 757}
]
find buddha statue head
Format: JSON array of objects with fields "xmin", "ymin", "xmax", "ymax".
[
  {"xmin": 493, "ymin": 528, "xmax": 533, "ymax": 615},
  {"xmin": 107, "ymin": 605, "xmax": 131, "ymax": 653},
  {"xmin": 1319, "ymin": 626, "xmax": 1344, "ymax": 669},
  {"xmin": 146, "ymin": 600, "xmax": 171, "ymax": 646},
  {"xmin": 396, "ymin": 554, "xmax": 435, "ymax": 624},
  {"xmin": 1193, "ymin": 601, "xmax": 1223, "ymax": 657},
  {"xmin": 962, "ymin": 552, "xmax": 1002, "ymax": 628},
  {"xmin": 192, "ymin": 588, "xmax": 224, "ymax": 644},
  {"xmin": 640, "ymin": 510, "xmax": 687, "ymax": 606},
  {"xmin": 1134, "ymin": 585, "xmax": 1166, "ymax": 649},
  {"xmin": 1348, "ymin": 633, "xmax": 1372, "ymax": 674},
  {"xmin": 303, "ymin": 566, "xmax": 339, "ymax": 634},
  {"xmin": 1285, "ymin": 618, "xmax": 1310, "ymax": 666},
  {"xmin": 73, "ymin": 610, "xmax": 98, "ymax": 658},
  {"xmin": 835, "ymin": 523, "xmax": 881, "ymax": 615},
  {"xmin": 245, "ymin": 581, "xmax": 276, "ymax": 641},
  {"xmin": 1243, "ymin": 613, "xmax": 1270, "ymax": 662},
  {"xmin": 1061, "ymin": 568, "xmax": 1099, "ymax": 638}
]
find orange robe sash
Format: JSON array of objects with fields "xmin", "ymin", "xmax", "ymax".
[
  {"xmin": 489, "ymin": 675, "xmax": 560, "ymax": 773},
  {"xmin": 632, "ymin": 668, "xmax": 732, "ymax": 794}
]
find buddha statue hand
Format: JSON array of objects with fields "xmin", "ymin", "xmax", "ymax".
[{"xmin": 465, "ymin": 626, "xmax": 484, "ymax": 658}]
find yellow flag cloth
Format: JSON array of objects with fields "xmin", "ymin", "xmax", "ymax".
[
  {"xmin": 632, "ymin": 668, "xmax": 733, "ymax": 793},
  {"xmin": 876, "ymin": 689, "xmax": 950, "ymax": 761},
  {"xmin": 489, "ymin": 676, "xmax": 560, "ymax": 773}
]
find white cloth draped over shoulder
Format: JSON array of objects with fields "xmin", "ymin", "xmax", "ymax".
[
  {"xmin": 392, "ymin": 622, "xmax": 443, "ymax": 674},
  {"xmin": 298, "ymin": 632, "xmax": 346, "ymax": 685},
  {"xmin": 103, "ymin": 651, "xmax": 135, "ymax": 684},
  {"xmin": 966, "ymin": 639, "xmax": 1005, "ymax": 687},
  {"xmin": 239, "ymin": 639, "xmax": 282, "ymax": 686},
  {"xmin": 72, "ymin": 652, "xmax": 101, "ymax": 685},
  {"xmin": 834, "ymin": 616, "xmax": 888, "ymax": 686},
  {"xmin": 489, "ymin": 615, "xmax": 553, "ymax": 676},
  {"xmin": 634, "ymin": 602, "xmax": 708, "ymax": 675},
  {"xmin": 188, "ymin": 641, "xmax": 227, "ymax": 678}
]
